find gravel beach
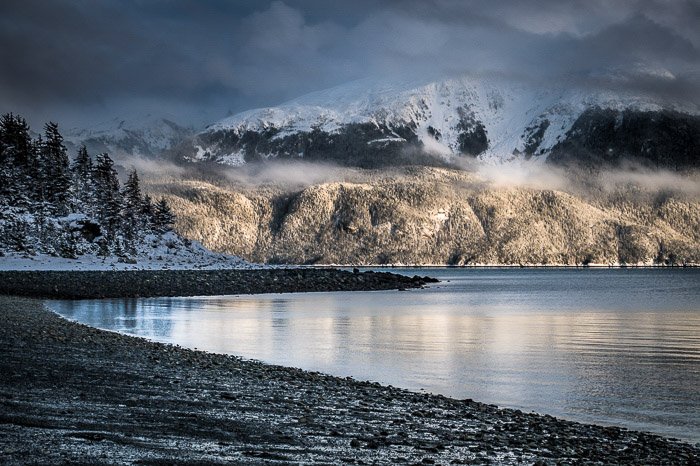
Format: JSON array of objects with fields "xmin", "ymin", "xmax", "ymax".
[{"xmin": 1, "ymin": 271, "xmax": 699, "ymax": 465}]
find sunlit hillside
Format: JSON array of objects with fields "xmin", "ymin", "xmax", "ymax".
[{"xmin": 145, "ymin": 165, "xmax": 700, "ymax": 266}]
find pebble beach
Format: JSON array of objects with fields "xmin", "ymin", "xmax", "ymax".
[{"xmin": 0, "ymin": 270, "xmax": 698, "ymax": 465}]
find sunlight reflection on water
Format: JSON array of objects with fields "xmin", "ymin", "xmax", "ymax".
[{"xmin": 49, "ymin": 268, "xmax": 700, "ymax": 443}]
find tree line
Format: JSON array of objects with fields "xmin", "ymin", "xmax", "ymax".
[{"xmin": 0, "ymin": 113, "xmax": 175, "ymax": 258}]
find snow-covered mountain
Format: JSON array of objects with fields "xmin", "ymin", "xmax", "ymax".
[
  {"xmin": 189, "ymin": 76, "xmax": 700, "ymax": 169},
  {"xmin": 64, "ymin": 114, "xmax": 194, "ymax": 158}
]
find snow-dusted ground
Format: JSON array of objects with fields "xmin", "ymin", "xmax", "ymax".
[
  {"xmin": 0, "ymin": 232, "xmax": 263, "ymax": 271},
  {"xmin": 0, "ymin": 253, "xmax": 261, "ymax": 271}
]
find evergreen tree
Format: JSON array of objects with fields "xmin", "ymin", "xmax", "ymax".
[
  {"xmin": 71, "ymin": 145, "xmax": 94, "ymax": 211},
  {"xmin": 153, "ymin": 198, "xmax": 175, "ymax": 233},
  {"xmin": 141, "ymin": 194, "xmax": 155, "ymax": 229},
  {"xmin": 121, "ymin": 170, "xmax": 142, "ymax": 222},
  {"xmin": 120, "ymin": 168, "xmax": 143, "ymax": 253},
  {"xmin": 5, "ymin": 217, "xmax": 31, "ymax": 253},
  {"xmin": 97, "ymin": 236, "xmax": 110, "ymax": 259},
  {"xmin": 31, "ymin": 135, "xmax": 46, "ymax": 211},
  {"xmin": 58, "ymin": 228, "xmax": 79, "ymax": 259},
  {"xmin": 0, "ymin": 113, "xmax": 192, "ymax": 262},
  {"xmin": 0, "ymin": 117, "xmax": 15, "ymax": 204},
  {"xmin": 92, "ymin": 153, "xmax": 122, "ymax": 240},
  {"xmin": 0, "ymin": 113, "xmax": 33, "ymax": 168},
  {"xmin": 36, "ymin": 213, "xmax": 58, "ymax": 255},
  {"xmin": 40, "ymin": 122, "xmax": 71, "ymax": 215},
  {"xmin": 0, "ymin": 113, "xmax": 35, "ymax": 206}
]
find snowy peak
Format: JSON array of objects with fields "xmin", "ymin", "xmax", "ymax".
[
  {"xmin": 190, "ymin": 76, "xmax": 699, "ymax": 168},
  {"xmin": 64, "ymin": 115, "xmax": 194, "ymax": 158}
]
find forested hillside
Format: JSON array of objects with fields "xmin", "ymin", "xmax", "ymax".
[
  {"xmin": 0, "ymin": 113, "xmax": 194, "ymax": 263},
  {"xmin": 147, "ymin": 166, "xmax": 700, "ymax": 266}
]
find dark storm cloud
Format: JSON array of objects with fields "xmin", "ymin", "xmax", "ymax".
[{"xmin": 1, "ymin": 0, "xmax": 698, "ymax": 128}]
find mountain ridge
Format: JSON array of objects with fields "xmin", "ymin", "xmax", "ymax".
[
  {"xmin": 188, "ymin": 76, "xmax": 699, "ymax": 169},
  {"xmin": 64, "ymin": 114, "xmax": 195, "ymax": 159}
]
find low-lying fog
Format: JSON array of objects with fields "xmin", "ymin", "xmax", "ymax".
[{"xmin": 120, "ymin": 152, "xmax": 700, "ymax": 200}]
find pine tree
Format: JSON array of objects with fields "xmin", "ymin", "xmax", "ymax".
[
  {"xmin": 40, "ymin": 122, "xmax": 71, "ymax": 215},
  {"xmin": 71, "ymin": 145, "xmax": 94, "ymax": 211},
  {"xmin": 0, "ymin": 117, "xmax": 15, "ymax": 204},
  {"xmin": 141, "ymin": 194, "xmax": 155, "ymax": 229},
  {"xmin": 153, "ymin": 198, "xmax": 175, "ymax": 233},
  {"xmin": 120, "ymin": 168, "xmax": 143, "ymax": 253},
  {"xmin": 0, "ymin": 113, "xmax": 35, "ymax": 207},
  {"xmin": 92, "ymin": 153, "xmax": 122, "ymax": 240},
  {"xmin": 0, "ymin": 113, "xmax": 192, "ymax": 261},
  {"xmin": 97, "ymin": 236, "xmax": 110, "ymax": 259},
  {"xmin": 31, "ymin": 135, "xmax": 45, "ymax": 211},
  {"xmin": 121, "ymin": 170, "xmax": 142, "ymax": 222},
  {"xmin": 36, "ymin": 213, "xmax": 58, "ymax": 256},
  {"xmin": 58, "ymin": 226, "xmax": 78, "ymax": 259},
  {"xmin": 5, "ymin": 217, "xmax": 31, "ymax": 253}
]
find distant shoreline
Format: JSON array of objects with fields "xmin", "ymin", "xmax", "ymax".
[
  {"xmin": 307, "ymin": 263, "xmax": 700, "ymax": 269},
  {"xmin": 0, "ymin": 268, "xmax": 435, "ymax": 299},
  {"xmin": 0, "ymin": 265, "xmax": 695, "ymax": 301}
]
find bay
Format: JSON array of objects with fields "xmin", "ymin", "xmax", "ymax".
[{"xmin": 49, "ymin": 268, "xmax": 700, "ymax": 443}]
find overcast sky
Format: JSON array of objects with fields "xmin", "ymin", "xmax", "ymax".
[{"xmin": 1, "ymin": 0, "xmax": 698, "ymax": 128}]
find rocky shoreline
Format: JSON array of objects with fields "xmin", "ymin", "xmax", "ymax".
[
  {"xmin": 0, "ymin": 268, "xmax": 436, "ymax": 299},
  {"xmin": 1, "ymin": 293, "xmax": 699, "ymax": 464}
]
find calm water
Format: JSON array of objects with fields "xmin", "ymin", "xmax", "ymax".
[{"xmin": 49, "ymin": 268, "xmax": 700, "ymax": 443}]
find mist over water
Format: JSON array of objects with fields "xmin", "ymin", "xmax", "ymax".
[{"xmin": 50, "ymin": 268, "xmax": 700, "ymax": 443}]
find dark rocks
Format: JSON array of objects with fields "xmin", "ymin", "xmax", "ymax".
[
  {"xmin": 0, "ymin": 268, "xmax": 436, "ymax": 299},
  {"xmin": 413, "ymin": 274, "xmax": 440, "ymax": 283}
]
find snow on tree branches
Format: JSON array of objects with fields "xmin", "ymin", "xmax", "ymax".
[{"xmin": 0, "ymin": 113, "xmax": 178, "ymax": 260}]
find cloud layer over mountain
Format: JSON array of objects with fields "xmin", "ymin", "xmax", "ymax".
[{"xmin": 2, "ymin": 0, "xmax": 698, "ymax": 128}]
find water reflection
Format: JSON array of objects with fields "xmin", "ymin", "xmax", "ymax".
[{"xmin": 49, "ymin": 268, "xmax": 700, "ymax": 442}]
